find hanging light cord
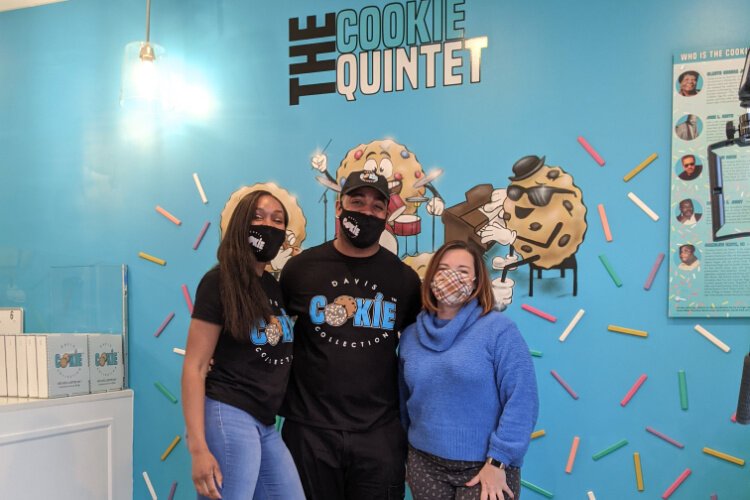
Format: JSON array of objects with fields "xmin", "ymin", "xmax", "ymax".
[{"xmin": 144, "ymin": 0, "xmax": 151, "ymax": 43}]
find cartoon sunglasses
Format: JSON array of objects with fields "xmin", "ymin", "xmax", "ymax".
[{"xmin": 506, "ymin": 185, "xmax": 577, "ymax": 207}]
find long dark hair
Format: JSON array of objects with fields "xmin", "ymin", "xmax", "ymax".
[{"xmin": 218, "ymin": 190, "xmax": 289, "ymax": 342}]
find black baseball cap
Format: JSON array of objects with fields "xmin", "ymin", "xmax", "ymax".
[{"xmin": 340, "ymin": 170, "xmax": 390, "ymax": 201}]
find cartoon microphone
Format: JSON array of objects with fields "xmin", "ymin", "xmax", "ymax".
[{"xmin": 737, "ymin": 349, "xmax": 750, "ymax": 424}]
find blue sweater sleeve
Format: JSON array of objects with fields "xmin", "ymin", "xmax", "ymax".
[{"xmin": 487, "ymin": 320, "xmax": 539, "ymax": 466}]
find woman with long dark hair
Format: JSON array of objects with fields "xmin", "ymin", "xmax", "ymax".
[{"xmin": 182, "ymin": 190, "xmax": 304, "ymax": 500}]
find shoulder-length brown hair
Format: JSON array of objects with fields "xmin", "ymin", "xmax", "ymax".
[
  {"xmin": 421, "ymin": 240, "xmax": 495, "ymax": 316},
  {"xmin": 218, "ymin": 190, "xmax": 289, "ymax": 342}
]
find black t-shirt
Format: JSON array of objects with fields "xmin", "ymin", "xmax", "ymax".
[
  {"xmin": 192, "ymin": 266, "xmax": 294, "ymax": 425},
  {"xmin": 279, "ymin": 241, "xmax": 422, "ymax": 431}
]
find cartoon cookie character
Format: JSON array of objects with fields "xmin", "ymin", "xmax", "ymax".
[
  {"xmin": 98, "ymin": 353, "xmax": 108, "ymax": 367},
  {"xmin": 502, "ymin": 155, "xmax": 587, "ymax": 269},
  {"xmin": 265, "ymin": 316, "xmax": 283, "ymax": 346},
  {"xmin": 221, "ymin": 182, "xmax": 307, "ymax": 272},
  {"xmin": 311, "ymin": 139, "xmax": 445, "ymax": 218},
  {"xmin": 59, "ymin": 353, "xmax": 70, "ymax": 368}
]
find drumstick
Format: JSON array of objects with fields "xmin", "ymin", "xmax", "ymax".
[{"xmin": 501, "ymin": 255, "xmax": 540, "ymax": 282}]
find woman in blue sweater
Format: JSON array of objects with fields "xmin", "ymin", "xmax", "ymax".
[{"xmin": 399, "ymin": 240, "xmax": 539, "ymax": 500}]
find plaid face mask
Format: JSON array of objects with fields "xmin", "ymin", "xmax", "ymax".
[{"xmin": 430, "ymin": 269, "xmax": 474, "ymax": 306}]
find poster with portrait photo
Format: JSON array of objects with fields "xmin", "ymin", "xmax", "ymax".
[{"xmin": 670, "ymin": 47, "xmax": 750, "ymax": 317}]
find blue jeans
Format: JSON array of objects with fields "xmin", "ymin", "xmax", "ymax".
[{"xmin": 200, "ymin": 398, "xmax": 305, "ymax": 500}]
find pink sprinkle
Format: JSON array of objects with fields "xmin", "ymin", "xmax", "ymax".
[
  {"xmin": 182, "ymin": 284, "xmax": 193, "ymax": 314},
  {"xmin": 620, "ymin": 374, "xmax": 648, "ymax": 406},
  {"xmin": 597, "ymin": 204, "xmax": 613, "ymax": 242},
  {"xmin": 193, "ymin": 221, "xmax": 211, "ymax": 250},
  {"xmin": 661, "ymin": 468, "xmax": 691, "ymax": 499},
  {"xmin": 154, "ymin": 312, "xmax": 175, "ymax": 338},
  {"xmin": 645, "ymin": 426, "xmax": 684, "ymax": 448},
  {"xmin": 354, "ymin": 149, "xmax": 363, "ymax": 160},
  {"xmin": 731, "ymin": 411, "xmax": 737, "ymax": 423},
  {"xmin": 577, "ymin": 136, "xmax": 606, "ymax": 166},
  {"xmin": 551, "ymin": 370, "xmax": 579, "ymax": 399},
  {"xmin": 644, "ymin": 253, "xmax": 665, "ymax": 290},
  {"xmin": 521, "ymin": 304, "xmax": 557, "ymax": 322}
]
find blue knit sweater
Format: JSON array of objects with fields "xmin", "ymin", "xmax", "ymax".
[{"xmin": 399, "ymin": 299, "xmax": 539, "ymax": 466}]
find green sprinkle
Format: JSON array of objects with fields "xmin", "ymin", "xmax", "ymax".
[
  {"xmin": 678, "ymin": 370, "xmax": 688, "ymax": 410},
  {"xmin": 154, "ymin": 381, "xmax": 178, "ymax": 404},
  {"xmin": 592, "ymin": 439, "xmax": 628, "ymax": 460},
  {"xmin": 521, "ymin": 479, "xmax": 554, "ymax": 498},
  {"xmin": 598, "ymin": 254, "xmax": 622, "ymax": 287},
  {"xmin": 530, "ymin": 349, "xmax": 543, "ymax": 357}
]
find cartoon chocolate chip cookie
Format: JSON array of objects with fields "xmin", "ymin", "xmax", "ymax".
[
  {"xmin": 502, "ymin": 155, "xmax": 587, "ymax": 269},
  {"xmin": 334, "ymin": 295, "xmax": 357, "ymax": 317}
]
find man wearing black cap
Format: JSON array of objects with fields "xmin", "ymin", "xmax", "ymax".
[{"xmin": 279, "ymin": 170, "xmax": 422, "ymax": 500}]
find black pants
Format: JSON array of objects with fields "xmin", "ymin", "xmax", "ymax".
[
  {"xmin": 407, "ymin": 446, "xmax": 521, "ymax": 500},
  {"xmin": 281, "ymin": 418, "xmax": 407, "ymax": 500}
]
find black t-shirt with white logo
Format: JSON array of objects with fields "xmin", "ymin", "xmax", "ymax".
[
  {"xmin": 279, "ymin": 241, "xmax": 422, "ymax": 431},
  {"xmin": 192, "ymin": 266, "xmax": 294, "ymax": 425}
]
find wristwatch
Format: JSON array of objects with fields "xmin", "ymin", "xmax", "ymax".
[{"xmin": 485, "ymin": 457, "xmax": 507, "ymax": 469}]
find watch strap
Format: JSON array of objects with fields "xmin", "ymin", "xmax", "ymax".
[{"xmin": 485, "ymin": 457, "xmax": 506, "ymax": 469}]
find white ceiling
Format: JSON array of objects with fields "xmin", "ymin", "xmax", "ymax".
[{"xmin": 0, "ymin": 0, "xmax": 67, "ymax": 12}]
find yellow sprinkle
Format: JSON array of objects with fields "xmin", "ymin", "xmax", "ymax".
[
  {"xmin": 608, "ymin": 324, "xmax": 648, "ymax": 337},
  {"xmin": 531, "ymin": 429, "xmax": 546, "ymax": 439},
  {"xmin": 139, "ymin": 252, "xmax": 166, "ymax": 266},
  {"xmin": 623, "ymin": 153, "xmax": 658, "ymax": 182},
  {"xmin": 161, "ymin": 435, "xmax": 181, "ymax": 461},
  {"xmin": 633, "ymin": 452, "xmax": 644, "ymax": 491},
  {"xmin": 702, "ymin": 447, "xmax": 745, "ymax": 466}
]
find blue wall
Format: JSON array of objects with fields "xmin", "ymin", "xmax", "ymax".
[{"xmin": 1, "ymin": 1, "xmax": 749, "ymax": 498}]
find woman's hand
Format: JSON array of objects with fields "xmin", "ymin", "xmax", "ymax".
[
  {"xmin": 465, "ymin": 463, "xmax": 514, "ymax": 500},
  {"xmin": 191, "ymin": 448, "xmax": 224, "ymax": 499}
]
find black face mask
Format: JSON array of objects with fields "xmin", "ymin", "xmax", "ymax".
[
  {"xmin": 339, "ymin": 209, "xmax": 386, "ymax": 249},
  {"xmin": 248, "ymin": 225, "xmax": 286, "ymax": 262}
]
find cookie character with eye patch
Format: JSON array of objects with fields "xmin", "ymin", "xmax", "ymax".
[{"xmin": 502, "ymin": 155, "xmax": 587, "ymax": 269}]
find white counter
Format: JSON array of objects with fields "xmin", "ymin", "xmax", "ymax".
[{"xmin": 0, "ymin": 389, "xmax": 133, "ymax": 500}]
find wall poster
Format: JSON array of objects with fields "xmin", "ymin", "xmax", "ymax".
[{"xmin": 669, "ymin": 46, "xmax": 750, "ymax": 317}]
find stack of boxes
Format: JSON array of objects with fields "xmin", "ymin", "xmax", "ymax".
[{"xmin": 1, "ymin": 309, "xmax": 124, "ymax": 399}]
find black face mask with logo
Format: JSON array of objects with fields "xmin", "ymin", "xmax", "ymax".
[
  {"xmin": 339, "ymin": 209, "xmax": 386, "ymax": 249},
  {"xmin": 248, "ymin": 225, "xmax": 286, "ymax": 262}
]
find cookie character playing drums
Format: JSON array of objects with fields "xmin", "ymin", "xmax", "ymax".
[{"xmin": 311, "ymin": 139, "xmax": 445, "ymax": 254}]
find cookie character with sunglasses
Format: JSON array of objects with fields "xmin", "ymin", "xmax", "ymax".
[{"xmin": 501, "ymin": 155, "xmax": 587, "ymax": 269}]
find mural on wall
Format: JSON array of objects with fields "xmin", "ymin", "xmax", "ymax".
[
  {"xmin": 310, "ymin": 138, "xmax": 445, "ymax": 259},
  {"xmin": 308, "ymin": 141, "xmax": 587, "ymax": 308},
  {"xmin": 444, "ymin": 155, "xmax": 587, "ymax": 306},
  {"xmin": 220, "ymin": 183, "xmax": 308, "ymax": 274}
]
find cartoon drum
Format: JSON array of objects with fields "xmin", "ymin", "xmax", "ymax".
[
  {"xmin": 388, "ymin": 194, "xmax": 407, "ymax": 222},
  {"xmin": 393, "ymin": 214, "xmax": 421, "ymax": 236}
]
